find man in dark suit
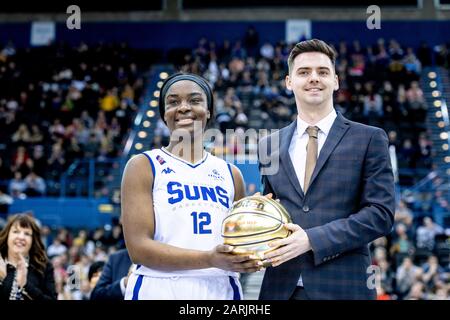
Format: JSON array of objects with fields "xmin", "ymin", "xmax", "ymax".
[
  {"xmin": 90, "ymin": 249, "xmax": 132, "ymax": 300},
  {"xmin": 258, "ymin": 39, "xmax": 395, "ymax": 300}
]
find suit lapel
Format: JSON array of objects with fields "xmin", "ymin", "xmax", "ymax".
[
  {"xmin": 308, "ymin": 112, "xmax": 350, "ymax": 189},
  {"xmin": 279, "ymin": 120, "xmax": 304, "ymax": 199}
]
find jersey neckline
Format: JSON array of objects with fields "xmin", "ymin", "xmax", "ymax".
[{"xmin": 160, "ymin": 147, "xmax": 209, "ymax": 168}]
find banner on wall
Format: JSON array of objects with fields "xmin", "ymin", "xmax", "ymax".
[
  {"xmin": 30, "ymin": 21, "xmax": 56, "ymax": 46},
  {"xmin": 286, "ymin": 20, "xmax": 311, "ymax": 44}
]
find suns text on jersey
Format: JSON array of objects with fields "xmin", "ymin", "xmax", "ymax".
[{"xmin": 167, "ymin": 181, "xmax": 229, "ymax": 209}]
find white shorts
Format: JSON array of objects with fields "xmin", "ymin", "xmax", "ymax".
[{"xmin": 124, "ymin": 274, "xmax": 243, "ymax": 300}]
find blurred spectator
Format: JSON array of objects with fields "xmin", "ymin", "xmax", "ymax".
[
  {"xmin": 405, "ymin": 281, "xmax": 426, "ymax": 300},
  {"xmin": 90, "ymin": 249, "xmax": 132, "ymax": 300},
  {"xmin": 11, "ymin": 124, "xmax": 31, "ymax": 146},
  {"xmin": 0, "ymin": 188, "xmax": 13, "ymax": 220},
  {"xmin": 47, "ymin": 238, "xmax": 68, "ymax": 259},
  {"xmin": 421, "ymin": 255, "xmax": 446, "ymax": 290},
  {"xmin": 24, "ymin": 172, "xmax": 46, "ymax": 197},
  {"xmin": 9, "ymin": 172, "xmax": 27, "ymax": 198},
  {"xmin": 29, "ymin": 125, "xmax": 44, "ymax": 145},
  {"xmin": 260, "ymin": 43, "xmax": 275, "ymax": 60},
  {"xmin": 31, "ymin": 145, "xmax": 47, "ymax": 177},
  {"xmin": 0, "ymin": 214, "xmax": 57, "ymax": 300},
  {"xmin": 416, "ymin": 217, "xmax": 444, "ymax": 251},
  {"xmin": 0, "ymin": 158, "xmax": 13, "ymax": 182},
  {"xmin": 390, "ymin": 223, "xmax": 415, "ymax": 266},
  {"xmin": 243, "ymin": 26, "xmax": 259, "ymax": 57},
  {"xmin": 395, "ymin": 200, "xmax": 414, "ymax": 228},
  {"xmin": 87, "ymin": 261, "xmax": 105, "ymax": 292},
  {"xmin": 396, "ymin": 256, "xmax": 422, "ymax": 299}
]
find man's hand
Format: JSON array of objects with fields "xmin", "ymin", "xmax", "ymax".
[
  {"xmin": 262, "ymin": 223, "xmax": 312, "ymax": 267},
  {"xmin": 252, "ymin": 192, "xmax": 274, "ymax": 199}
]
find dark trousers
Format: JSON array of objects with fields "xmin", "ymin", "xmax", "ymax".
[{"xmin": 289, "ymin": 286, "xmax": 310, "ymax": 300}]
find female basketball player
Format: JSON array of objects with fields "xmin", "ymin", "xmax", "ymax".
[{"xmin": 122, "ymin": 73, "xmax": 261, "ymax": 300}]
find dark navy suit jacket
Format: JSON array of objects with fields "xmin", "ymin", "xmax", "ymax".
[
  {"xmin": 258, "ymin": 112, "xmax": 395, "ymax": 300},
  {"xmin": 91, "ymin": 249, "xmax": 132, "ymax": 300}
]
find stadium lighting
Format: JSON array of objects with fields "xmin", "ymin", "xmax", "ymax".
[
  {"xmin": 432, "ymin": 90, "xmax": 440, "ymax": 97},
  {"xmin": 429, "ymin": 81, "xmax": 437, "ymax": 88},
  {"xmin": 428, "ymin": 72, "xmax": 436, "ymax": 79},
  {"xmin": 143, "ymin": 120, "xmax": 151, "ymax": 128},
  {"xmin": 160, "ymin": 72, "xmax": 169, "ymax": 79},
  {"xmin": 147, "ymin": 110, "xmax": 155, "ymax": 117},
  {"xmin": 135, "ymin": 143, "xmax": 143, "ymax": 150},
  {"xmin": 434, "ymin": 100, "xmax": 442, "ymax": 107},
  {"xmin": 436, "ymin": 111, "xmax": 442, "ymax": 118},
  {"xmin": 138, "ymin": 131, "xmax": 147, "ymax": 138}
]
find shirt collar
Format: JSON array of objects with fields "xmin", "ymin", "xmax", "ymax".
[{"xmin": 296, "ymin": 109, "xmax": 337, "ymax": 137}]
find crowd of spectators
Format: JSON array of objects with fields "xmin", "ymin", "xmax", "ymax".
[
  {"xmin": 20, "ymin": 215, "xmax": 126, "ymax": 300},
  {"xmin": 1, "ymin": 30, "xmax": 449, "ymax": 300},
  {"xmin": 157, "ymin": 30, "xmax": 442, "ymax": 186},
  {"xmin": 1, "ymin": 207, "xmax": 448, "ymax": 300},
  {"xmin": 1, "ymin": 34, "xmax": 444, "ymax": 197},
  {"xmin": 0, "ymin": 42, "xmax": 147, "ymax": 202},
  {"xmin": 371, "ymin": 200, "xmax": 449, "ymax": 300}
]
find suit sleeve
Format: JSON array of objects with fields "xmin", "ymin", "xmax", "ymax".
[
  {"xmin": 305, "ymin": 128, "xmax": 395, "ymax": 266},
  {"xmin": 90, "ymin": 257, "xmax": 123, "ymax": 300}
]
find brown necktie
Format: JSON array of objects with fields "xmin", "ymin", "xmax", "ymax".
[{"xmin": 304, "ymin": 126, "xmax": 319, "ymax": 193}]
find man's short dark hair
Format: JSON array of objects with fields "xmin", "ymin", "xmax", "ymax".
[
  {"xmin": 88, "ymin": 261, "xmax": 105, "ymax": 281},
  {"xmin": 287, "ymin": 39, "xmax": 337, "ymax": 74}
]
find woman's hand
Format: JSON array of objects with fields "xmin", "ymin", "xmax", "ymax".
[
  {"xmin": 15, "ymin": 254, "xmax": 28, "ymax": 288},
  {"xmin": 208, "ymin": 244, "xmax": 262, "ymax": 273},
  {"xmin": 0, "ymin": 256, "xmax": 7, "ymax": 281}
]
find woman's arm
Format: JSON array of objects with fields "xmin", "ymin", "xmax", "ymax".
[
  {"xmin": 230, "ymin": 164, "xmax": 246, "ymax": 202},
  {"xmin": 121, "ymin": 154, "xmax": 259, "ymax": 273}
]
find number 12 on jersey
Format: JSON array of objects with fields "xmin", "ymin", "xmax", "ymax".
[{"xmin": 191, "ymin": 211, "xmax": 212, "ymax": 234}]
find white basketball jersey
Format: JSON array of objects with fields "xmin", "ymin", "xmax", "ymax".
[{"xmin": 135, "ymin": 147, "xmax": 237, "ymax": 278}]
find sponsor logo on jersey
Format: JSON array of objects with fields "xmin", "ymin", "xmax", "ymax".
[
  {"xmin": 208, "ymin": 169, "xmax": 225, "ymax": 182},
  {"xmin": 162, "ymin": 167, "xmax": 175, "ymax": 174}
]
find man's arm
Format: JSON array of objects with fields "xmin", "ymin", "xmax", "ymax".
[
  {"xmin": 230, "ymin": 164, "xmax": 246, "ymax": 201},
  {"xmin": 305, "ymin": 128, "xmax": 395, "ymax": 266}
]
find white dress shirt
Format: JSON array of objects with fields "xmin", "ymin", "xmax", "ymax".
[{"xmin": 288, "ymin": 109, "xmax": 337, "ymax": 286}]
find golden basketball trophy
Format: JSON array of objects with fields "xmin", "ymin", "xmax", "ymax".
[{"xmin": 221, "ymin": 195, "xmax": 292, "ymax": 261}]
